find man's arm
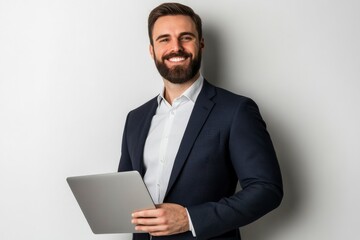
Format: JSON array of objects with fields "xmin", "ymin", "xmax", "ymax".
[
  {"xmin": 118, "ymin": 113, "xmax": 134, "ymax": 172},
  {"xmin": 187, "ymin": 98, "xmax": 283, "ymax": 239}
]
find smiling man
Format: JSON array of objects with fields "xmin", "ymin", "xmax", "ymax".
[{"xmin": 118, "ymin": 3, "xmax": 283, "ymax": 240}]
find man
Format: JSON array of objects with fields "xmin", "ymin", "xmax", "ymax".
[{"xmin": 118, "ymin": 2, "xmax": 283, "ymax": 240}]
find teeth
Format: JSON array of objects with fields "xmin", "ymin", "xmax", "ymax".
[{"xmin": 168, "ymin": 57, "xmax": 185, "ymax": 62}]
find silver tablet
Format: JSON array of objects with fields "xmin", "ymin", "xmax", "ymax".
[{"xmin": 67, "ymin": 171, "xmax": 155, "ymax": 234}]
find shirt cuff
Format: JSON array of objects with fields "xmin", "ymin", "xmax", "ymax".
[{"xmin": 185, "ymin": 208, "xmax": 197, "ymax": 237}]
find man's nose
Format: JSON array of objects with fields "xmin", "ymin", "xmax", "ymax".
[{"xmin": 170, "ymin": 40, "xmax": 184, "ymax": 52}]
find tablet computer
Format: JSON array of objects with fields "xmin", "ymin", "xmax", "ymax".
[{"xmin": 67, "ymin": 171, "xmax": 155, "ymax": 234}]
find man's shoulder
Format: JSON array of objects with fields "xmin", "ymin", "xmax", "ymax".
[
  {"xmin": 127, "ymin": 96, "xmax": 158, "ymax": 118},
  {"xmin": 204, "ymin": 80, "xmax": 255, "ymax": 106}
]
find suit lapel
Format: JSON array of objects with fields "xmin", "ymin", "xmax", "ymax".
[
  {"xmin": 133, "ymin": 98, "xmax": 158, "ymax": 177},
  {"xmin": 165, "ymin": 80, "xmax": 216, "ymax": 197}
]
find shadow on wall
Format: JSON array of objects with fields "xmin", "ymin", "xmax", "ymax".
[
  {"xmin": 202, "ymin": 26, "xmax": 303, "ymax": 240},
  {"xmin": 201, "ymin": 26, "xmax": 229, "ymax": 87}
]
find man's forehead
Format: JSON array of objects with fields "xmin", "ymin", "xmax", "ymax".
[{"xmin": 152, "ymin": 15, "xmax": 197, "ymax": 36}]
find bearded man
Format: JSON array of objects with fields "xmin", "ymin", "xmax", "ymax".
[{"xmin": 118, "ymin": 3, "xmax": 283, "ymax": 240}]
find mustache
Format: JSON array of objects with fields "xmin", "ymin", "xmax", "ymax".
[{"xmin": 163, "ymin": 51, "xmax": 192, "ymax": 61}]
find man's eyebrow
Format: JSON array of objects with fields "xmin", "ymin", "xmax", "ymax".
[
  {"xmin": 155, "ymin": 34, "xmax": 170, "ymax": 42},
  {"xmin": 179, "ymin": 32, "xmax": 197, "ymax": 38},
  {"xmin": 155, "ymin": 32, "xmax": 197, "ymax": 42}
]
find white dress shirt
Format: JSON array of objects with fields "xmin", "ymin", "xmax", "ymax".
[{"xmin": 143, "ymin": 76, "xmax": 203, "ymax": 236}]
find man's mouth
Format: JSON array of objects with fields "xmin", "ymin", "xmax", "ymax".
[
  {"xmin": 163, "ymin": 52, "xmax": 191, "ymax": 64},
  {"xmin": 167, "ymin": 56, "xmax": 187, "ymax": 63}
]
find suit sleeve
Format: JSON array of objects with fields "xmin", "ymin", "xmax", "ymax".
[
  {"xmin": 187, "ymin": 98, "xmax": 283, "ymax": 239},
  {"xmin": 118, "ymin": 113, "xmax": 133, "ymax": 172}
]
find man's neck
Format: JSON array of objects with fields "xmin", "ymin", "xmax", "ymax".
[{"xmin": 163, "ymin": 73, "xmax": 200, "ymax": 105}]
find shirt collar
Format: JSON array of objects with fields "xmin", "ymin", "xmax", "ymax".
[{"xmin": 157, "ymin": 75, "xmax": 204, "ymax": 104}]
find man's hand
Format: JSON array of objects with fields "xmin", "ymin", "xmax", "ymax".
[{"xmin": 131, "ymin": 203, "xmax": 189, "ymax": 236}]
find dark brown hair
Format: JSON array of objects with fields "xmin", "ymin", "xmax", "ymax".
[{"xmin": 148, "ymin": 2, "xmax": 202, "ymax": 45}]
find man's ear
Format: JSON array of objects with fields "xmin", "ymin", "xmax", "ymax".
[
  {"xmin": 149, "ymin": 44, "xmax": 154, "ymax": 59},
  {"xmin": 200, "ymin": 38, "xmax": 205, "ymax": 49}
]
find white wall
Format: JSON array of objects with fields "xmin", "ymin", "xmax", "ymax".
[{"xmin": 0, "ymin": 0, "xmax": 359, "ymax": 239}]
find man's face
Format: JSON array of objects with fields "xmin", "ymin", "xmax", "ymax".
[{"xmin": 149, "ymin": 15, "xmax": 204, "ymax": 84}]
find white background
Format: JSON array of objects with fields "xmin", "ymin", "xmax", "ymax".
[{"xmin": 1, "ymin": 0, "xmax": 359, "ymax": 239}]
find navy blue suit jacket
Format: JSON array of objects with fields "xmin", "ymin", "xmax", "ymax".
[{"xmin": 118, "ymin": 80, "xmax": 283, "ymax": 240}]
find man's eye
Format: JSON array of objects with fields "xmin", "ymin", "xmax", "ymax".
[
  {"xmin": 159, "ymin": 38, "xmax": 169, "ymax": 43},
  {"xmin": 180, "ymin": 36, "xmax": 193, "ymax": 41}
]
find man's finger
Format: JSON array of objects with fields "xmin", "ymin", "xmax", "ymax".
[
  {"xmin": 132, "ymin": 216, "xmax": 164, "ymax": 226},
  {"xmin": 132, "ymin": 209, "xmax": 161, "ymax": 218},
  {"xmin": 135, "ymin": 225, "xmax": 169, "ymax": 234}
]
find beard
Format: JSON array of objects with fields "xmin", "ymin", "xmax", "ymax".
[{"xmin": 154, "ymin": 50, "xmax": 202, "ymax": 84}]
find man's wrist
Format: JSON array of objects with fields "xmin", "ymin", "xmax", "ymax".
[{"xmin": 185, "ymin": 208, "xmax": 197, "ymax": 237}]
